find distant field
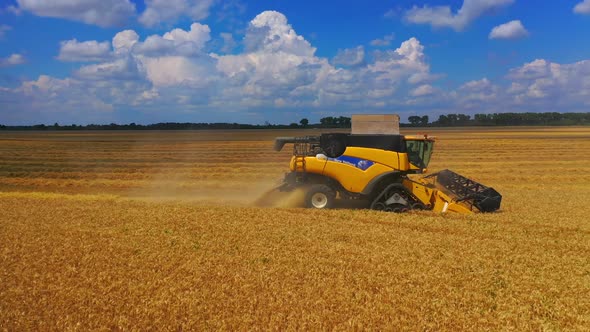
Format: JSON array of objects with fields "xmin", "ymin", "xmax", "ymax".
[{"xmin": 1, "ymin": 127, "xmax": 590, "ymax": 330}]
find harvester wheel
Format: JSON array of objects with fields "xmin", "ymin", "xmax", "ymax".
[
  {"xmin": 389, "ymin": 203, "xmax": 408, "ymax": 213},
  {"xmin": 305, "ymin": 184, "xmax": 335, "ymax": 209},
  {"xmin": 411, "ymin": 202, "xmax": 426, "ymax": 210},
  {"xmin": 372, "ymin": 202, "xmax": 386, "ymax": 211}
]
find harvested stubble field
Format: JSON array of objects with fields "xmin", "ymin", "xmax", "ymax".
[{"xmin": 1, "ymin": 127, "xmax": 590, "ymax": 330}]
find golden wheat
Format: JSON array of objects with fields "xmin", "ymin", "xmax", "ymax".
[{"xmin": 1, "ymin": 127, "xmax": 589, "ymax": 330}]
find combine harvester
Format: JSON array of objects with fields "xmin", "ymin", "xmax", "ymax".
[{"xmin": 262, "ymin": 114, "xmax": 501, "ymax": 213}]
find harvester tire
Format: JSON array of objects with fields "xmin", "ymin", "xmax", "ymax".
[{"xmin": 305, "ymin": 184, "xmax": 335, "ymax": 209}]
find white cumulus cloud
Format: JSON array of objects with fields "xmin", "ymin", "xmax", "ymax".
[
  {"xmin": 0, "ymin": 53, "xmax": 26, "ymax": 67},
  {"xmin": 139, "ymin": 0, "xmax": 215, "ymax": 27},
  {"xmin": 448, "ymin": 58, "xmax": 590, "ymax": 113},
  {"xmin": 574, "ymin": 0, "xmax": 590, "ymax": 14},
  {"xmin": 4, "ymin": 9, "xmax": 590, "ymax": 125},
  {"xmin": 216, "ymin": 10, "xmax": 326, "ymax": 106},
  {"xmin": 411, "ymin": 84, "xmax": 436, "ymax": 97},
  {"xmin": 332, "ymin": 46, "xmax": 365, "ymax": 66},
  {"xmin": 507, "ymin": 59, "xmax": 551, "ymax": 80},
  {"xmin": 507, "ymin": 59, "xmax": 590, "ymax": 104},
  {"xmin": 489, "ymin": 20, "xmax": 529, "ymax": 39},
  {"xmin": 370, "ymin": 33, "xmax": 395, "ymax": 47},
  {"xmin": 1, "ymin": 11, "xmax": 442, "ymax": 122},
  {"xmin": 66, "ymin": 23, "xmax": 215, "ymax": 89},
  {"xmin": 134, "ymin": 23, "xmax": 211, "ymax": 56},
  {"xmin": 368, "ymin": 37, "xmax": 431, "ymax": 84},
  {"xmin": 141, "ymin": 56, "xmax": 218, "ymax": 87},
  {"xmin": 16, "ymin": 0, "xmax": 135, "ymax": 27},
  {"xmin": 219, "ymin": 32, "xmax": 237, "ymax": 53},
  {"xmin": 57, "ymin": 39, "xmax": 112, "ymax": 62},
  {"xmin": 18, "ymin": 11, "xmax": 590, "ymax": 123},
  {"xmin": 0, "ymin": 74, "xmax": 127, "ymax": 125},
  {"xmin": 244, "ymin": 11, "xmax": 316, "ymax": 56},
  {"xmin": 112, "ymin": 30, "xmax": 140, "ymax": 55},
  {"xmin": 405, "ymin": 0, "xmax": 514, "ymax": 31},
  {"xmin": 74, "ymin": 57, "xmax": 142, "ymax": 81}
]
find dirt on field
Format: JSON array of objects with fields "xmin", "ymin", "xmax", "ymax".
[{"xmin": 1, "ymin": 127, "xmax": 590, "ymax": 330}]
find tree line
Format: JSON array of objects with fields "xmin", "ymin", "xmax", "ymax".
[
  {"xmin": 460, "ymin": 112, "xmax": 589, "ymax": 126},
  {"xmin": 412, "ymin": 112, "xmax": 590, "ymax": 126},
  {"xmin": 1, "ymin": 112, "xmax": 588, "ymax": 130},
  {"xmin": 0, "ymin": 122, "xmax": 305, "ymax": 131}
]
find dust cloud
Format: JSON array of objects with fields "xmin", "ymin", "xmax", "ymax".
[{"xmin": 125, "ymin": 170, "xmax": 304, "ymax": 208}]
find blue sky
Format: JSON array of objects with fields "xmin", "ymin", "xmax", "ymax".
[{"xmin": 1, "ymin": 0, "xmax": 589, "ymax": 125}]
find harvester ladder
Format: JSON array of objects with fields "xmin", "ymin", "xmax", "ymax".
[
  {"xmin": 292, "ymin": 141, "xmax": 309, "ymax": 173},
  {"xmin": 294, "ymin": 155, "xmax": 306, "ymax": 172}
]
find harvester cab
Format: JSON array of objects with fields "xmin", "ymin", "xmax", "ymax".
[
  {"xmin": 404, "ymin": 135, "xmax": 434, "ymax": 171},
  {"xmin": 265, "ymin": 115, "xmax": 501, "ymax": 213}
]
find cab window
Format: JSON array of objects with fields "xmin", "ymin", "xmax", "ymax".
[{"xmin": 406, "ymin": 140, "xmax": 434, "ymax": 168}]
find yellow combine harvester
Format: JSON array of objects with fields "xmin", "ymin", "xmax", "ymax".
[{"xmin": 270, "ymin": 129, "xmax": 501, "ymax": 214}]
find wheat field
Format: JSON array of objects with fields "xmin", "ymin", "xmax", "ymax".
[{"xmin": 1, "ymin": 127, "xmax": 589, "ymax": 330}]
